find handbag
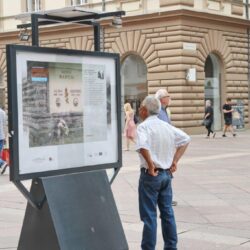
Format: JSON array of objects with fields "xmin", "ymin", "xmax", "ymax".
[
  {"xmin": 202, "ymin": 119, "xmax": 210, "ymax": 127},
  {"xmin": 1, "ymin": 148, "xmax": 9, "ymax": 165},
  {"xmin": 133, "ymin": 115, "xmax": 139, "ymax": 124}
]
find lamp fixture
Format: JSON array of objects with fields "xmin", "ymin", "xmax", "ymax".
[
  {"xmin": 18, "ymin": 28, "xmax": 30, "ymax": 41},
  {"xmin": 112, "ymin": 16, "xmax": 122, "ymax": 28}
]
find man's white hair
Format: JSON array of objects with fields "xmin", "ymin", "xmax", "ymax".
[
  {"xmin": 155, "ymin": 89, "xmax": 169, "ymax": 100},
  {"xmin": 142, "ymin": 96, "xmax": 161, "ymax": 115}
]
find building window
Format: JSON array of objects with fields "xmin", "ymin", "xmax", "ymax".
[
  {"xmin": 71, "ymin": 0, "xmax": 87, "ymax": 6},
  {"xmin": 27, "ymin": 0, "xmax": 41, "ymax": 12}
]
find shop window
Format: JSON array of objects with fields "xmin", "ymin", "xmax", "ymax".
[
  {"xmin": 26, "ymin": 0, "xmax": 41, "ymax": 12},
  {"xmin": 205, "ymin": 55, "xmax": 213, "ymax": 78}
]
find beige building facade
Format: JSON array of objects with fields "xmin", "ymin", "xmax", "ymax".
[{"xmin": 0, "ymin": 0, "xmax": 250, "ymax": 133}]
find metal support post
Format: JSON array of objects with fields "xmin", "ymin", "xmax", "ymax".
[
  {"xmin": 94, "ymin": 23, "xmax": 101, "ymax": 52},
  {"xmin": 31, "ymin": 14, "xmax": 39, "ymax": 46}
]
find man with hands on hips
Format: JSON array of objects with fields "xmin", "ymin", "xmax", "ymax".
[{"xmin": 136, "ymin": 96, "xmax": 190, "ymax": 250}]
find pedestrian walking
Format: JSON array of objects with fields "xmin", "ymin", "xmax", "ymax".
[
  {"xmin": 136, "ymin": 96, "xmax": 190, "ymax": 250},
  {"xmin": 222, "ymin": 98, "xmax": 236, "ymax": 137},
  {"xmin": 123, "ymin": 102, "xmax": 136, "ymax": 151},
  {"xmin": 155, "ymin": 88, "xmax": 178, "ymax": 207},
  {"xmin": 203, "ymin": 100, "xmax": 216, "ymax": 138},
  {"xmin": 0, "ymin": 106, "xmax": 8, "ymax": 174}
]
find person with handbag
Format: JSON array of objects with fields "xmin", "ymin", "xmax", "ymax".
[
  {"xmin": 0, "ymin": 106, "xmax": 8, "ymax": 174},
  {"xmin": 204, "ymin": 100, "xmax": 216, "ymax": 138}
]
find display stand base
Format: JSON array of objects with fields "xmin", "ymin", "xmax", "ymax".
[{"xmin": 18, "ymin": 170, "xmax": 128, "ymax": 250}]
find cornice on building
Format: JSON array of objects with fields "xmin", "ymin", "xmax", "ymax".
[
  {"xmin": 122, "ymin": 9, "xmax": 250, "ymax": 28},
  {"xmin": 1, "ymin": 8, "xmax": 250, "ymax": 44}
]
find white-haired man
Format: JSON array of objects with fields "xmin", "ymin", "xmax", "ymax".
[
  {"xmin": 155, "ymin": 88, "xmax": 179, "ymax": 207},
  {"xmin": 155, "ymin": 88, "xmax": 171, "ymax": 124},
  {"xmin": 136, "ymin": 96, "xmax": 190, "ymax": 250}
]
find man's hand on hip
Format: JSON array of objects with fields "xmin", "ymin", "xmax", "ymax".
[{"xmin": 170, "ymin": 161, "xmax": 177, "ymax": 173}]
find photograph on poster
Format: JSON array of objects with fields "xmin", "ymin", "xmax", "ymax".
[
  {"xmin": 24, "ymin": 61, "xmax": 84, "ymax": 147},
  {"xmin": 10, "ymin": 47, "xmax": 120, "ymax": 179}
]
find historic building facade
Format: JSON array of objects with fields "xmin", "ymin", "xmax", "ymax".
[{"xmin": 0, "ymin": 0, "xmax": 250, "ymax": 133}]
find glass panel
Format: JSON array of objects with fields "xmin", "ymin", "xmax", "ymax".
[
  {"xmin": 232, "ymin": 100, "xmax": 244, "ymax": 129},
  {"xmin": 14, "ymin": 49, "xmax": 119, "ymax": 178}
]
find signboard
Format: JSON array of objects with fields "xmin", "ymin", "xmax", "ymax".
[
  {"xmin": 186, "ymin": 68, "xmax": 196, "ymax": 82},
  {"xmin": 7, "ymin": 45, "xmax": 122, "ymax": 181},
  {"xmin": 183, "ymin": 42, "xmax": 197, "ymax": 51}
]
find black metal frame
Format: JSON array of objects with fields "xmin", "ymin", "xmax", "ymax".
[
  {"xmin": 17, "ymin": 10, "xmax": 125, "ymax": 50},
  {"xmin": 8, "ymin": 10, "xmax": 125, "ymax": 207},
  {"xmin": 7, "ymin": 44, "xmax": 122, "ymax": 184}
]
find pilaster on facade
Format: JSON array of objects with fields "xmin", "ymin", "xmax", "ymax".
[{"xmin": 0, "ymin": 49, "xmax": 7, "ymax": 108}]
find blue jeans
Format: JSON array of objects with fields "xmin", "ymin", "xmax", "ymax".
[
  {"xmin": 139, "ymin": 169, "xmax": 177, "ymax": 250},
  {"xmin": 0, "ymin": 140, "xmax": 5, "ymax": 166}
]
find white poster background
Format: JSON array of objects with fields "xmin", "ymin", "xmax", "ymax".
[{"xmin": 16, "ymin": 51, "xmax": 118, "ymax": 175}]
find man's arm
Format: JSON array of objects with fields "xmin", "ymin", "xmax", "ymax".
[
  {"xmin": 139, "ymin": 148, "xmax": 158, "ymax": 176},
  {"xmin": 170, "ymin": 143, "xmax": 189, "ymax": 173},
  {"xmin": 204, "ymin": 112, "xmax": 210, "ymax": 119},
  {"xmin": 223, "ymin": 105, "xmax": 233, "ymax": 114}
]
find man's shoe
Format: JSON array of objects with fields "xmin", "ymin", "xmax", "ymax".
[
  {"xmin": 233, "ymin": 134, "xmax": 237, "ymax": 137},
  {"xmin": 222, "ymin": 134, "xmax": 226, "ymax": 137},
  {"xmin": 1, "ymin": 162, "xmax": 8, "ymax": 175},
  {"xmin": 172, "ymin": 201, "xmax": 178, "ymax": 206}
]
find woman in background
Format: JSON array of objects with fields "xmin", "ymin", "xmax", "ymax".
[
  {"xmin": 204, "ymin": 100, "xmax": 216, "ymax": 138},
  {"xmin": 123, "ymin": 103, "xmax": 136, "ymax": 150}
]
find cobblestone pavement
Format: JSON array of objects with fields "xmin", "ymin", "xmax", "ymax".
[{"xmin": 1, "ymin": 130, "xmax": 250, "ymax": 249}]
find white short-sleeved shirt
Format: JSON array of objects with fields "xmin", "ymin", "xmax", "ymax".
[{"xmin": 136, "ymin": 115, "xmax": 190, "ymax": 170}]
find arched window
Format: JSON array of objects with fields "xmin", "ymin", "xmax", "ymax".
[{"xmin": 121, "ymin": 54, "xmax": 147, "ymax": 121}]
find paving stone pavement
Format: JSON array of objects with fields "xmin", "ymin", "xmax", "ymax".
[{"xmin": 1, "ymin": 130, "xmax": 250, "ymax": 249}]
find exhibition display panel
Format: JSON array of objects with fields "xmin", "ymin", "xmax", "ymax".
[{"xmin": 7, "ymin": 45, "xmax": 122, "ymax": 181}]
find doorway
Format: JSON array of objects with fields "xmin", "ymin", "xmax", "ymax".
[
  {"xmin": 121, "ymin": 54, "xmax": 147, "ymax": 125},
  {"xmin": 204, "ymin": 54, "xmax": 222, "ymax": 130}
]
